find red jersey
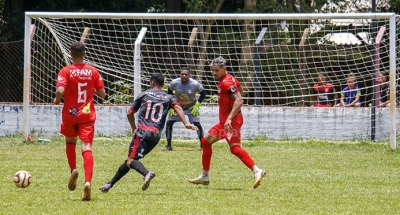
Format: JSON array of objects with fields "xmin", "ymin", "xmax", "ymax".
[
  {"xmin": 313, "ymin": 82, "xmax": 334, "ymax": 106},
  {"xmin": 217, "ymin": 73, "xmax": 242, "ymax": 122},
  {"xmin": 56, "ymin": 63, "xmax": 104, "ymax": 124}
]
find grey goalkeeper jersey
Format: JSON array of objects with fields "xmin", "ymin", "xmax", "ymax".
[{"xmin": 169, "ymin": 78, "xmax": 204, "ymax": 111}]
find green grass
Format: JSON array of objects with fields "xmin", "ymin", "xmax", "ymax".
[{"xmin": 1, "ymin": 136, "xmax": 400, "ymax": 214}]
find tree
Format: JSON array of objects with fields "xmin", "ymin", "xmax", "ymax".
[{"xmin": 0, "ymin": 0, "xmax": 167, "ymax": 41}]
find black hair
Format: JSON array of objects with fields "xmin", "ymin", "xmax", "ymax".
[
  {"xmin": 181, "ymin": 67, "xmax": 190, "ymax": 72},
  {"xmin": 180, "ymin": 67, "xmax": 191, "ymax": 75},
  {"xmin": 380, "ymin": 71, "xmax": 388, "ymax": 77},
  {"xmin": 150, "ymin": 73, "xmax": 164, "ymax": 87},
  {"xmin": 70, "ymin": 41, "xmax": 85, "ymax": 58}
]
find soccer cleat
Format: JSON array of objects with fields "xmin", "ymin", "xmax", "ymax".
[
  {"xmin": 188, "ymin": 175, "xmax": 210, "ymax": 185},
  {"xmin": 99, "ymin": 183, "xmax": 112, "ymax": 193},
  {"xmin": 82, "ymin": 181, "xmax": 91, "ymax": 201},
  {"xmin": 253, "ymin": 169, "xmax": 266, "ymax": 189},
  {"xmin": 68, "ymin": 169, "xmax": 79, "ymax": 191},
  {"xmin": 162, "ymin": 145, "xmax": 173, "ymax": 151},
  {"xmin": 142, "ymin": 171, "xmax": 156, "ymax": 191}
]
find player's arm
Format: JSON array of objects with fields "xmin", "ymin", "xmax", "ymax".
[
  {"xmin": 189, "ymin": 89, "xmax": 206, "ymax": 116},
  {"xmin": 167, "ymin": 87, "xmax": 174, "ymax": 95},
  {"xmin": 96, "ymin": 88, "xmax": 106, "ymax": 99},
  {"xmin": 173, "ymin": 103, "xmax": 198, "ymax": 131},
  {"xmin": 224, "ymin": 91, "xmax": 243, "ymax": 132},
  {"xmin": 238, "ymin": 85, "xmax": 244, "ymax": 95},
  {"xmin": 167, "ymin": 87, "xmax": 176, "ymax": 116},
  {"xmin": 126, "ymin": 93, "xmax": 143, "ymax": 133},
  {"xmin": 228, "ymin": 92, "xmax": 243, "ymax": 120},
  {"xmin": 198, "ymin": 89, "xmax": 206, "ymax": 103},
  {"xmin": 127, "ymin": 108, "xmax": 137, "ymax": 133},
  {"xmin": 53, "ymin": 86, "xmax": 65, "ymax": 105}
]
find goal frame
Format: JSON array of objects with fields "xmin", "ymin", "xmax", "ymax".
[{"xmin": 23, "ymin": 12, "xmax": 397, "ymax": 148}]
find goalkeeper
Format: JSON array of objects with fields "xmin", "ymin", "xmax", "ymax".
[{"xmin": 163, "ymin": 67, "xmax": 206, "ymax": 151}]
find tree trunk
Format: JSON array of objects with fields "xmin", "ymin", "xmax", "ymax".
[
  {"xmin": 194, "ymin": 0, "xmax": 225, "ymax": 83},
  {"xmin": 165, "ymin": 0, "xmax": 183, "ymax": 76},
  {"xmin": 239, "ymin": 0, "xmax": 256, "ymax": 97}
]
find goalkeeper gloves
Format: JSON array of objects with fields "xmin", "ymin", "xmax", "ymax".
[
  {"xmin": 189, "ymin": 101, "xmax": 201, "ymax": 116},
  {"xmin": 168, "ymin": 108, "xmax": 175, "ymax": 116}
]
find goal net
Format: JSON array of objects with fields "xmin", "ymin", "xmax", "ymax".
[{"xmin": 23, "ymin": 13, "xmax": 397, "ymax": 147}]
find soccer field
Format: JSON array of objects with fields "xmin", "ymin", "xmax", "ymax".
[{"xmin": 1, "ymin": 136, "xmax": 399, "ymax": 214}]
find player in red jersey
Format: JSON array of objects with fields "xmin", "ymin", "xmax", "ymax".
[
  {"xmin": 54, "ymin": 41, "xmax": 106, "ymax": 201},
  {"xmin": 188, "ymin": 56, "xmax": 266, "ymax": 189}
]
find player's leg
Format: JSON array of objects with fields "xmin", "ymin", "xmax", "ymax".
[
  {"xmin": 79, "ymin": 122, "xmax": 95, "ymax": 201},
  {"xmin": 100, "ymin": 135, "xmax": 142, "ymax": 193},
  {"xmin": 99, "ymin": 161, "xmax": 130, "ymax": 193},
  {"xmin": 126, "ymin": 135, "xmax": 157, "ymax": 191},
  {"xmin": 193, "ymin": 122, "xmax": 204, "ymax": 149},
  {"xmin": 188, "ymin": 124, "xmax": 221, "ymax": 185},
  {"xmin": 164, "ymin": 120, "xmax": 176, "ymax": 151},
  {"xmin": 61, "ymin": 123, "xmax": 79, "ymax": 191},
  {"xmin": 227, "ymin": 120, "xmax": 266, "ymax": 189}
]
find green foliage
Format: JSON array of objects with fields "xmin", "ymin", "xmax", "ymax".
[
  {"xmin": 389, "ymin": 0, "xmax": 400, "ymax": 13},
  {"xmin": 183, "ymin": 0, "xmax": 218, "ymax": 12},
  {"xmin": 104, "ymin": 80, "xmax": 134, "ymax": 104},
  {"xmin": 202, "ymin": 95, "xmax": 218, "ymax": 104}
]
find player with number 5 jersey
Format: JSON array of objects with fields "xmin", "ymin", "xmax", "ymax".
[
  {"xmin": 54, "ymin": 41, "xmax": 106, "ymax": 201},
  {"xmin": 99, "ymin": 73, "xmax": 198, "ymax": 193}
]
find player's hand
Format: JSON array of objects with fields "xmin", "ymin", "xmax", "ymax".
[
  {"xmin": 53, "ymin": 98, "xmax": 61, "ymax": 105},
  {"xmin": 224, "ymin": 118, "xmax": 232, "ymax": 132},
  {"xmin": 184, "ymin": 124, "xmax": 198, "ymax": 131},
  {"xmin": 189, "ymin": 101, "xmax": 200, "ymax": 116},
  {"xmin": 168, "ymin": 109, "xmax": 175, "ymax": 116}
]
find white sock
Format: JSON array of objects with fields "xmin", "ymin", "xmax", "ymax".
[
  {"xmin": 252, "ymin": 165, "xmax": 260, "ymax": 173},
  {"xmin": 202, "ymin": 169, "xmax": 209, "ymax": 176}
]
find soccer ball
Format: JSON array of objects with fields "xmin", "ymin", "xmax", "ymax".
[{"xmin": 13, "ymin": 170, "xmax": 32, "ymax": 188}]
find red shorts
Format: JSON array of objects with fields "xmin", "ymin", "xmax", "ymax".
[
  {"xmin": 60, "ymin": 121, "xmax": 95, "ymax": 144},
  {"xmin": 208, "ymin": 118, "xmax": 243, "ymax": 144}
]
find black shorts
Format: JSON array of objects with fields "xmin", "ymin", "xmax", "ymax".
[{"xmin": 127, "ymin": 130, "xmax": 160, "ymax": 160}]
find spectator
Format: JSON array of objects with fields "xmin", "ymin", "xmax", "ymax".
[
  {"xmin": 378, "ymin": 72, "xmax": 390, "ymax": 107},
  {"xmin": 313, "ymin": 72, "xmax": 336, "ymax": 107},
  {"xmin": 336, "ymin": 75, "xmax": 361, "ymax": 107}
]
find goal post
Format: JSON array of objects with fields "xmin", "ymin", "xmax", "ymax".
[{"xmin": 23, "ymin": 12, "xmax": 397, "ymax": 148}]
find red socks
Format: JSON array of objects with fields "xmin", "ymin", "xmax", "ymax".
[
  {"xmin": 230, "ymin": 145, "xmax": 255, "ymax": 169},
  {"xmin": 66, "ymin": 143, "xmax": 76, "ymax": 172},
  {"xmin": 82, "ymin": 150, "xmax": 94, "ymax": 183},
  {"xmin": 201, "ymin": 138, "xmax": 212, "ymax": 171}
]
